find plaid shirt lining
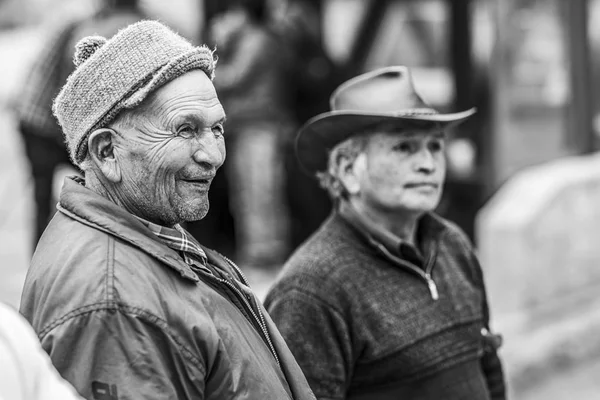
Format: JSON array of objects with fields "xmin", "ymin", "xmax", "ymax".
[{"xmin": 136, "ymin": 218, "xmax": 209, "ymax": 269}]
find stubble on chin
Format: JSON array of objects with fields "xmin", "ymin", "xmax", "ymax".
[{"xmin": 174, "ymin": 196, "xmax": 210, "ymax": 223}]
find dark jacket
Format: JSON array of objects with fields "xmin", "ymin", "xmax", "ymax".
[
  {"xmin": 20, "ymin": 177, "xmax": 315, "ymax": 400},
  {"xmin": 264, "ymin": 208, "xmax": 505, "ymax": 400}
]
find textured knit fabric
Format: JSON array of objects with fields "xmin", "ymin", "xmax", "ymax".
[
  {"xmin": 52, "ymin": 20, "xmax": 216, "ymax": 166},
  {"xmin": 20, "ymin": 177, "xmax": 316, "ymax": 400},
  {"xmin": 134, "ymin": 216, "xmax": 208, "ymax": 267},
  {"xmin": 338, "ymin": 201, "xmax": 426, "ymax": 268},
  {"xmin": 264, "ymin": 209, "xmax": 506, "ymax": 400}
]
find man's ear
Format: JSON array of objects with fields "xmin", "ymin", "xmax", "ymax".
[
  {"xmin": 87, "ymin": 128, "xmax": 121, "ymax": 183},
  {"xmin": 338, "ymin": 153, "xmax": 365, "ymax": 196}
]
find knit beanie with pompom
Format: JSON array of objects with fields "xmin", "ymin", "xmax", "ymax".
[{"xmin": 53, "ymin": 20, "xmax": 216, "ymax": 167}]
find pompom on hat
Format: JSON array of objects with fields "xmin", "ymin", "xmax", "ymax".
[
  {"xmin": 295, "ymin": 66, "xmax": 476, "ymax": 175},
  {"xmin": 53, "ymin": 20, "xmax": 216, "ymax": 167}
]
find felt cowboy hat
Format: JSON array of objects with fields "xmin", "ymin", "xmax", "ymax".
[{"xmin": 295, "ymin": 65, "xmax": 476, "ymax": 175}]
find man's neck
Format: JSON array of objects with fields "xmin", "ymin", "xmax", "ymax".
[
  {"xmin": 84, "ymin": 171, "xmax": 175, "ymax": 228},
  {"xmin": 347, "ymin": 198, "xmax": 423, "ymax": 246},
  {"xmin": 84, "ymin": 172, "xmax": 120, "ymax": 205}
]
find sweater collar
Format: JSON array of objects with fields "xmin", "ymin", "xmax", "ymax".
[
  {"xmin": 57, "ymin": 176, "xmax": 200, "ymax": 282},
  {"xmin": 338, "ymin": 200, "xmax": 447, "ymax": 265}
]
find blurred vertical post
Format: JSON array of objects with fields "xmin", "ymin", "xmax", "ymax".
[
  {"xmin": 563, "ymin": 0, "xmax": 594, "ymax": 153},
  {"xmin": 488, "ymin": 0, "xmax": 512, "ymax": 191},
  {"xmin": 450, "ymin": 0, "xmax": 473, "ymax": 113},
  {"xmin": 445, "ymin": 0, "xmax": 481, "ymax": 239}
]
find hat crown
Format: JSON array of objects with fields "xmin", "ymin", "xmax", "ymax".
[{"xmin": 331, "ymin": 66, "xmax": 432, "ymax": 114}]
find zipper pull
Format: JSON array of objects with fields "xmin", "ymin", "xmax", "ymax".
[{"xmin": 426, "ymin": 274, "xmax": 439, "ymax": 301}]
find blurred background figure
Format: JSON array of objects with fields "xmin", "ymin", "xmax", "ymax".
[
  {"xmin": 205, "ymin": 0, "xmax": 295, "ymax": 267},
  {"xmin": 196, "ymin": 0, "xmax": 338, "ymax": 266},
  {"xmin": 15, "ymin": 0, "xmax": 146, "ymax": 246},
  {"xmin": 270, "ymin": 0, "xmax": 341, "ymax": 250},
  {"xmin": 0, "ymin": 302, "xmax": 83, "ymax": 400}
]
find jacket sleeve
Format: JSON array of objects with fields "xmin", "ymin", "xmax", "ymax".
[
  {"xmin": 265, "ymin": 287, "xmax": 352, "ymax": 400},
  {"xmin": 38, "ymin": 306, "xmax": 206, "ymax": 400}
]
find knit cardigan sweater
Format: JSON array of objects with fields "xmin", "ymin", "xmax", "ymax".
[{"xmin": 265, "ymin": 210, "xmax": 505, "ymax": 400}]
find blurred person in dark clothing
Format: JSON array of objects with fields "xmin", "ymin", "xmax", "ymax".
[
  {"xmin": 15, "ymin": 0, "xmax": 145, "ymax": 245},
  {"xmin": 265, "ymin": 66, "xmax": 506, "ymax": 400},
  {"xmin": 271, "ymin": 0, "xmax": 340, "ymax": 248},
  {"xmin": 208, "ymin": 0, "xmax": 295, "ymax": 267}
]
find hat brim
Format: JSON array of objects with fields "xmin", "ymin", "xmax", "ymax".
[{"xmin": 295, "ymin": 108, "xmax": 476, "ymax": 175}]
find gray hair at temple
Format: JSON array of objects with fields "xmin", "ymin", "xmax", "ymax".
[{"xmin": 316, "ymin": 133, "xmax": 369, "ymax": 201}]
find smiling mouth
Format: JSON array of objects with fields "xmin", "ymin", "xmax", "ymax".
[
  {"xmin": 404, "ymin": 182, "xmax": 439, "ymax": 189},
  {"xmin": 181, "ymin": 177, "xmax": 213, "ymax": 186}
]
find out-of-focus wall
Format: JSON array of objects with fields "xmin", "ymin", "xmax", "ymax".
[{"xmin": 476, "ymin": 152, "xmax": 600, "ymax": 394}]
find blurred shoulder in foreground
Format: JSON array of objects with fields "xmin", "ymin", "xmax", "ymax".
[{"xmin": 0, "ymin": 302, "xmax": 83, "ymax": 400}]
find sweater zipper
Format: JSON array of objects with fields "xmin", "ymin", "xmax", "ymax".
[
  {"xmin": 201, "ymin": 256, "xmax": 281, "ymax": 367},
  {"xmin": 372, "ymin": 242, "xmax": 439, "ymax": 301}
]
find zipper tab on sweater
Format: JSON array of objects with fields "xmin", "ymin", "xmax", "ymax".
[
  {"xmin": 425, "ymin": 273, "xmax": 439, "ymax": 300},
  {"xmin": 372, "ymin": 241, "xmax": 439, "ymax": 301}
]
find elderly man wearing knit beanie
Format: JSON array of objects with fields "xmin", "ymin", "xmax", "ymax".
[{"xmin": 19, "ymin": 21, "xmax": 315, "ymax": 400}]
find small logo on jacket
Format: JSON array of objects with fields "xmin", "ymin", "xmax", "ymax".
[{"xmin": 92, "ymin": 381, "xmax": 118, "ymax": 400}]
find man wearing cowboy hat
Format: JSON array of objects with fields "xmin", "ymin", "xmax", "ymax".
[
  {"xmin": 265, "ymin": 66, "xmax": 506, "ymax": 399},
  {"xmin": 19, "ymin": 21, "xmax": 315, "ymax": 400}
]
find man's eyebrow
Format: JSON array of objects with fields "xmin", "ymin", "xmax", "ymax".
[
  {"xmin": 391, "ymin": 131, "xmax": 445, "ymax": 140},
  {"xmin": 170, "ymin": 112, "xmax": 227, "ymax": 127}
]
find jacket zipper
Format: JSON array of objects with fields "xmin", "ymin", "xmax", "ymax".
[
  {"xmin": 214, "ymin": 275, "xmax": 281, "ymax": 367},
  {"xmin": 194, "ymin": 257, "xmax": 281, "ymax": 367},
  {"xmin": 371, "ymin": 242, "xmax": 440, "ymax": 300},
  {"xmin": 222, "ymin": 256, "xmax": 281, "ymax": 367}
]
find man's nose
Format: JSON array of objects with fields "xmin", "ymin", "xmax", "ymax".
[
  {"xmin": 414, "ymin": 148, "xmax": 436, "ymax": 173},
  {"xmin": 192, "ymin": 130, "xmax": 224, "ymax": 168}
]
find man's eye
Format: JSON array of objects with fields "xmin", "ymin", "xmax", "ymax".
[
  {"xmin": 177, "ymin": 125, "xmax": 196, "ymax": 137},
  {"xmin": 393, "ymin": 142, "xmax": 413, "ymax": 152},
  {"xmin": 429, "ymin": 140, "xmax": 444, "ymax": 152},
  {"xmin": 212, "ymin": 124, "xmax": 224, "ymax": 137}
]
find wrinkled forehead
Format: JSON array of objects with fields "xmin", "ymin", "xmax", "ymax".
[{"xmin": 143, "ymin": 70, "xmax": 225, "ymax": 121}]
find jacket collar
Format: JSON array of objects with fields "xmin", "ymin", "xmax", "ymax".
[{"xmin": 57, "ymin": 176, "xmax": 200, "ymax": 282}]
